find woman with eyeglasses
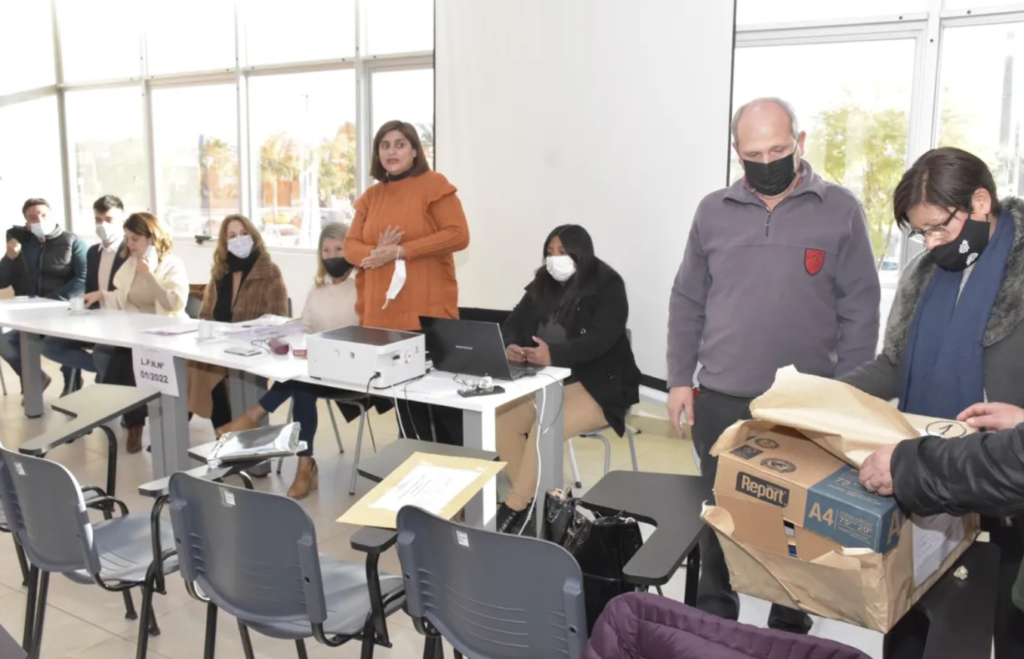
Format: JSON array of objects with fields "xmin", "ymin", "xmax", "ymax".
[{"xmin": 841, "ymin": 146, "xmax": 1024, "ymax": 659}]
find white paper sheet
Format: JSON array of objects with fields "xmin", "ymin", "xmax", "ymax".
[
  {"xmin": 370, "ymin": 464, "xmax": 481, "ymax": 515},
  {"xmin": 912, "ymin": 514, "xmax": 965, "ymax": 586},
  {"xmin": 143, "ymin": 321, "xmax": 199, "ymax": 336}
]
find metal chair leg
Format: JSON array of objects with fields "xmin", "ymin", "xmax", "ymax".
[
  {"xmin": 327, "ymin": 403, "xmax": 344, "ymax": 454},
  {"xmin": 135, "ymin": 580, "xmax": 156, "ymax": 659},
  {"xmin": 0, "ymin": 362, "xmax": 7, "ymax": 395},
  {"xmin": 567, "ymin": 438, "xmax": 583, "ymax": 489},
  {"xmin": 626, "ymin": 428, "xmax": 639, "ymax": 471},
  {"xmin": 296, "ymin": 638, "xmax": 309, "ymax": 659},
  {"xmin": 28, "ymin": 570, "xmax": 49, "ymax": 659},
  {"xmin": 238, "ymin": 621, "xmax": 256, "ymax": 659},
  {"xmin": 22, "ymin": 565, "xmax": 38, "ymax": 651},
  {"xmin": 348, "ymin": 404, "xmax": 367, "ymax": 495},
  {"xmin": 13, "ymin": 536, "xmax": 29, "ymax": 586},
  {"xmin": 123, "ymin": 590, "xmax": 138, "ymax": 620},
  {"xmin": 599, "ymin": 434, "xmax": 612, "ymax": 474},
  {"xmin": 278, "ymin": 398, "xmax": 297, "ymax": 475},
  {"xmin": 203, "ymin": 602, "xmax": 218, "ymax": 659}
]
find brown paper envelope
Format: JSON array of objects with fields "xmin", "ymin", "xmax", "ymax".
[
  {"xmin": 750, "ymin": 366, "xmax": 919, "ymax": 467},
  {"xmin": 338, "ymin": 452, "xmax": 506, "ymax": 529}
]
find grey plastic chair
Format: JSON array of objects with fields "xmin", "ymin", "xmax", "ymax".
[
  {"xmin": 167, "ymin": 472, "xmax": 405, "ymax": 658},
  {"xmin": 0, "ymin": 498, "xmax": 30, "ymax": 587},
  {"xmin": 396, "ymin": 506, "xmax": 588, "ymax": 659},
  {"xmin": 0, "ymin": 447, "xmax": 176, "ymax": 659}
]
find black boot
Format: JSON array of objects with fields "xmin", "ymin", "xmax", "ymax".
[{"xmin": 497, "ymin": 501, "xmax": 536, "ymax": 537}]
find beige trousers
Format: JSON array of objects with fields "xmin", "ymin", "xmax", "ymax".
[{"xmin": 495, "ymin": 382, "xmax": 607, "ymax": 511}]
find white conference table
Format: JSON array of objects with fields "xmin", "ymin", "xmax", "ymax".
[{"xmin": 0, "ymin": 301, "xmax": 568, "ymax": 527}]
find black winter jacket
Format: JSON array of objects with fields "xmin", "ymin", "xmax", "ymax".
[
  {"xmin": 0, "ymin": 226, "xmax": 87, "ymax": 300},
  {"xmin": 892, "ymin": 428, "xmax": 1024, "ymax": 612},
  {"xmin": 502, "ymin": 261, "xmax": 641, "ymax": 436}
]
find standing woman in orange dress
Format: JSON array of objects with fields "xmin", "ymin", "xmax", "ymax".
[{"xmin": 344, "ymin": 120, "xmax": 470, "ymax": 443}]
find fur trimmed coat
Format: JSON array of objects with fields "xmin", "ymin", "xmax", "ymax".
[{"xmin": 841, "ymin": 197, "xmax": 1024, "ymax": 409}]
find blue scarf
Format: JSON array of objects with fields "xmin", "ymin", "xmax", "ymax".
[{"xmin": 899, "ymin": 211, "xmax": 1014, "ymax": 418}]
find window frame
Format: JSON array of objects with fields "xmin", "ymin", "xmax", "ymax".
[{"xmin": 0, "ymin": 0, "xmax": 435, "ymax": 252}]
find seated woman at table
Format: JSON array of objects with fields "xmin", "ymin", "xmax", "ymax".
[
  {"xmin": 216, "ymin": 222, "xmax": 371, "ymax": 499},
  {"xmin": 496, "ymin": 224, "xmax": 641, "ymax": 534},
  {"xmin": 187, "ymin": 214, "xmax": 287, "ymax": 431},
  {"xmin": 83, "ymin": 212, "xmax": 189, "ymax": 454}
]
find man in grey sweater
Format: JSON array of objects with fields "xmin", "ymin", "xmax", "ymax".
[{"xmin": 667, "ymin": 98, "xmax": 881, "ymax": 632}]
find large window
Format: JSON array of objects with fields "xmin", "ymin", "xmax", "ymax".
[
  {"xmin": 737, "ymin": 0, "xmax": 927, "ymax": 26},
  {"xmin": 372, "ymin": 68, "xmax": 435, "ymax": 167},
  {"xmin": 152, "ymin": 85, "xmax": 240, "ymax": 237},
  {"xmin": 248, "ymin": 71, "xmax": 357, "ymax": 247},
  {"xmin": 64, "ymin": 87, "xmax": 149, "ymax": 236},
  {"xmin": 0, "ymin": 98, "xmax": 64, "ymax": 232},
  {"xmin": 937, "ymin": 22, "xmax": 1023, "ymax": 200},
  {"xmin": 0, "ymin": 1, "xmax": 55, "ymax": 95},
  {"xmin": 56, "ymin": 0, "xmax": 142, "ymax": 83},
  {"xmin": 0, "ymin": 1, "xmax": 436, "ymax": 248}
]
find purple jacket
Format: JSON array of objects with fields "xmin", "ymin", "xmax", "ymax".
[{"xmin": 583, "ymin": 593, "xmax": 871, "ymax": 659}]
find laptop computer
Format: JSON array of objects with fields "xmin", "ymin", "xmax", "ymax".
[{"xmin": 420, "ymin": 317, "xmax": 542, "ymax": 381}]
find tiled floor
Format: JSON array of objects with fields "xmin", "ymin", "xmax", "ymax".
[{"xmin": 0, "ymin": 362, "xmax": 885, "ymax": 658}]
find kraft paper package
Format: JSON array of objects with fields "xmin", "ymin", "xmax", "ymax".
[{"xmin": 701, "ymin": 366, "xmax": 979, "ymax": 633}]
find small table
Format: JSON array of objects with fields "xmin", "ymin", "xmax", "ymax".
[{"xmin": 580, "ymin": 470, "xmax": 707, "ymax": 606}]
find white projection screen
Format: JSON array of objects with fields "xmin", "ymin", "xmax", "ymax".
[{"xmin": 436, "ymin": 0, "xmax": 736, "ymax": 381}]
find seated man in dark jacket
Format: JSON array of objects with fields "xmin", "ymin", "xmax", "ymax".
[
  {"xmin": 42, "ymin": 195, "xmax": 127, "ymax": 393},
  {"xmin": 0, "ymin": 198, "xmax": 87, "ymax": 392},
  {"xmin": 860, "ymin": 403, "xmax": 1024, "ymax": 620}
]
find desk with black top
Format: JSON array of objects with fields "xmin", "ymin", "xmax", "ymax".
[{"xmin": 580, "ymin": 470, "xmax": 707, "ymax": 606}]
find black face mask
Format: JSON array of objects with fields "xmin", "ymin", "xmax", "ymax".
[
  {"xmin": 323, "ymin": 257, "xmax": 354, "ymax": 279},
  {"xmin": 743, "ymin": 152, "xmax": 798, "ymax": 197},
  {"xmin": 930, "ymin": 217, "xmax": 990, "ymax": 272}
]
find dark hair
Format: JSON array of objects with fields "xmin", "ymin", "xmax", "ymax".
[
  {"xmin": 893, "ymin": 147, "xmax": 1001, "ymax": 230},
  {"xmin": 93, "ymin": 195, "xmax": 124, "ymax": 213},
  {"xmin": 21, "ymin": 198, "xmax": 49, "ymax": 216},
  {"xmin": 370, "ymin": 120, "xmax": 430, "ymax": 182},
  {"xmin": 529, "ymin": 225, "xmax": 599, "ymax": 322}
]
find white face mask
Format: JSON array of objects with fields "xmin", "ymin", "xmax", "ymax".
[
  {"xmin": 545, "ymin": 255, "xmax": 576, "ymax": 283},
  {"xmin": 382, "ymin": 259, "xmax": 407, "ymax": 309},
  {"xmin": 29, "ymin": 223, "xmax": 48, "ymax": 239},
  {"xmin": 227, "ymin": 234, "xmax": 254, "ymax": 259},
  {"xmin": 142, "ymin": 244, "xmax": 157, "ymax": 264},
  {"xmin": 95, "ymin": 222, "xmax": 121, "ymax": 246}
]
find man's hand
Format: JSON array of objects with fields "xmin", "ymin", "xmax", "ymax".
[
  {"xmin": 6, "ymin": 238, "xmax": 21, "ymax": 260},
  {"xmin": 522, "ymin": 337, "xmax": 551, "ymax": 366},
  {"xmin": 82, "ymin": 291, "xmax": 104, "ymax": 307},
  {"xmin": 360, "ymin": 244, "xmax": 402, "ymax": 269},
  {"xmin": 668, "ymin": 386, "xmax": 694, "ymax": 438},
  {"xmin": 506, "ymin": 345, "xmax": 526, "ymax": 363},
  {"xmin": 859, "ymin": 443, "xmax": 897, "ymax": 496},
  {"xmin": 957, "ymin": 402, "xmax": 1024, "ymax": 431},
  {"xmin": 136, "ymin": 258, "xmax": 151, "ymax": 277},
  {"xmin": 377, "ymin": 225, "xmax": 404, "ymax": 248}
]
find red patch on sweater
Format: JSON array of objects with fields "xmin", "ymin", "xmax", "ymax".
[{"xmin": 804, "ymin": 249, "xmax": 825, "ymax": 276}]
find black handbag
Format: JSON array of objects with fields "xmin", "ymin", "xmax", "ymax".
[{"xmin": 543, "ymin": 489, "xmax": 644, "ymax": 632}]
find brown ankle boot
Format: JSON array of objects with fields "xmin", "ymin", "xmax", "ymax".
[
  {"xmin": 287, "ymin": 457, "xmax": 318, "ymax": 500},
  {"xmin": 215, "ymin": 415, "xmax": 258, "ymax": 438},
  {"xmin": 126, "ymin": 425, "xmax": 143, "ymax": 454}
]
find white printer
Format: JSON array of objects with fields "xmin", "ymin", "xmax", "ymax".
[{"xmin": 306, "ymin": 325, "xmax": 425, "ymax": 388}]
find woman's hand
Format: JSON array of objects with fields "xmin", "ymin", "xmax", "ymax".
[
  {"xmin": 378, "ymin": 225, "xmax": 404, "ymax": 248},
  {"xmin": 506, "ymin": 345, "xmax": 526, "ymax": 363},
  {"xmin": 82, "ymin": 291, "xmax": 104, "ymax": 307},
  {"xmin": 522, "ymin": 336, "xmax": 552, "ymax": 366},
  {"xmin": 136, "ymin": 258, "xmax": 151, "ymax": 277},
  {"xmin": 361, "ymin": 244, "xmax": 403, "ymax": 269},
  {"xmin": 957, "ymin": 402, "xmax": 1024, "ymax": 431}
]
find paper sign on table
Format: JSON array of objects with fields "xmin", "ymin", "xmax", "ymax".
[
  {"xmin": 339, "ymin": 452, "xmax": 505, "ymax": 529},
  {"xmin": 142, "ymin": 321, "xmax": 199, "ymax": 336},
  {"xmin": 132, "ymin": 347, "xmax": 179, "ymax": 396}
]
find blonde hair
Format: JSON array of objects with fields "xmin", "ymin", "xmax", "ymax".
[
  {"xmin": 314, "ymin": 222, "xmax": 351, "ymax": 287},
  {"xmin": 121, "ymin": 212, "xmax": 173, "ymax": 261},
  {"xmin": 211, "ymin": 214, "xmax": 268, "ymax": 279}
]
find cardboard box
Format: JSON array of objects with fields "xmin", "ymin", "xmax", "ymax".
[
  {"xmin": 720, "ymin": 427, "xmax": 904, "ymax": 554},
  {"xmin": 701, "ymin": 368, "xmax": 980, "ymax": 633}
]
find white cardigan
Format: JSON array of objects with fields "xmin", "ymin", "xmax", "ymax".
[
  {"xmin": 301, "ymin": 276, "xmax": 358, "ymax": 334},
  {"xmin": 101, "ymin": 253, "xmax": 190, "ymax": 319}
]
